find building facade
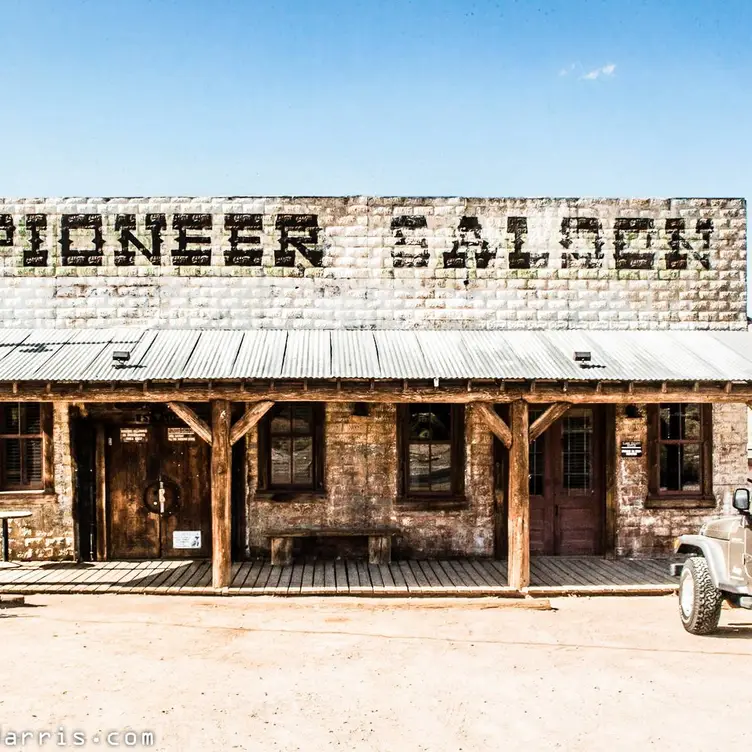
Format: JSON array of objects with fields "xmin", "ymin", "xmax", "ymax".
[{"xmin": 0, "ymin": 196, "xmax": 748, "ymax": 589}]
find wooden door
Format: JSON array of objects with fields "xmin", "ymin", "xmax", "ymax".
[
  {"xmin": 530, "ymin": 406, "xmax": 604, "ymax": 556},
  {"xmin": 106, "ymin": 417, "xmax": 212, "ymax": 559}
]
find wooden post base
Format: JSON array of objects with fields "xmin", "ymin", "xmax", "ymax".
[
  {"xmin": 271, "ymin": 537, "xmax": 294, "ymax": 566},
  {"xmin": 368, "ymin": 535, "xmax": 392, "ymax": 565}
]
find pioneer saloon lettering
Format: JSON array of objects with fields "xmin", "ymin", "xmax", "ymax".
[{"xmin": 0, "ymin": 208, "xmax": 716, "ymax": 271}]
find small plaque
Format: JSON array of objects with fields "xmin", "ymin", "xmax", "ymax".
[
  {"xmin": 173, "ymin": 531, "xmax": 202, "ymax": 549},
  {"xmin": 121, "ymin": 427, "xmax": 149, "ymax": 443},
  {"xmin": 621, "ymin": 440, "xmax": 642, "ymax": 458},
  {"xmin": 167, "ymin": 427, "xmax": 196, "ymax": 443}
]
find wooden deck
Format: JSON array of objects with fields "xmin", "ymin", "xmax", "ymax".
[{"xmin": 0, "ymin": 557, "xmax": 678, "ymax": 597}]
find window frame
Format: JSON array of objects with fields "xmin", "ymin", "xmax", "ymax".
[
  {"xmin": 0, "ymin": 402, "xmax": 52, "ymax": 493},
  {"xmin": 257, "ymin": 402, "xmax": 325, "ymax": 498},
  {"xmin": 646, "ymin": 403, "xmax": 714, "ymax": 507},
  {"xmin": 397, "ymin": 403, "xmax": 465, "ymax": 509}
]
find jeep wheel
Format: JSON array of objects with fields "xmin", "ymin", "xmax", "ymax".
[{"xmin": 678, "ymin": 557, "xmax": 723, "ymax": 635}]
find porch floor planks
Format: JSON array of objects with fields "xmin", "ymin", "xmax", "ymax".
[
  {"xmin": 0, "ymin": 556, "xmax": 680, "ymax": 596},
  {"xmin": 268, "ymin": 565, "xmax": 295, "ymax": 595},
  {"xmin": 334, "ymin": 560, "xmax": 349, "ymax": 594}
]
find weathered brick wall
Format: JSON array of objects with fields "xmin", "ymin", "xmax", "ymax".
[
  {"xmin": 8, "ymin": 403, "xmax": 75, "ymax": 560},
  {"xmin": 245, "ymin": 403, "xmax": 494, "ymax": 558},
  {"xmin": 615, "ymin": 403, "xmax": 748, "ymax": 556},
  {"xmin": 0, "ymin": 197, "xmax": 745, "ymax": 330}
]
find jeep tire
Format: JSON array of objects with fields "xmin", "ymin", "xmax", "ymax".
[{"xmin": 679, "ymin": 557, "xmax": 723, "ymax": 635}]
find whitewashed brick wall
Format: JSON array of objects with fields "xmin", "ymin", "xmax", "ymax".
[{"xmin": 0, "ymin": 197, "xmax": 745, "ymax": 330}]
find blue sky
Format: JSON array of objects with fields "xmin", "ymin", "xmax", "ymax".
[{"xmin": 0, "ymin": 0, "xmax": 749, "ymax": 302}]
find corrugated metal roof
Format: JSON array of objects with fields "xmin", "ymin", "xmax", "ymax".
[{"xmin": 0, "ymin": 328, "xmax": 751, "ymax": 383}]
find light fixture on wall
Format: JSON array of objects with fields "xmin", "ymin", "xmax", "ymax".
[
  {"xmin": 112, "ymin": 350, "xmax": 131, "ymax": 367},
  {"xmin": 352, "ymin": 402, "xmax": 370, "ymax": 417},
  {"xmin": 625, "ymin": 404, "xmax": 642, "ymax": 419}
]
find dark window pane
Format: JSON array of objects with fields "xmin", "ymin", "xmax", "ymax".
[
  {"xmin": 430, "ymin": 443, "xmax": 452, "ymax": 492},
  {"xmin": 22, "ymin": 404, "xmax": 41, "ymax": 434},
  {"xmin": 1, "ymin": 405, "xmax": 19, "ymax": 435},
  {"xmin": 408, "ymin": 443, "xmax": 431, "ymax": 492},
  {"xmin": 24, "ymin": 439, "xmax": 42, "ymax": 484},
  {"xmin": 2, "ymin": 439, "xmax": 21, "ymax": 487},
  {"xmin": 270, "ymin": 436, "xmax": 292, "ymax": 486},
  {"xmin": 270, "ymin": 405, "xmax": 291, "ymax": 435},
  {"xmin": 409, "ymin": 407, "xmax": 434, "ymax": 441},
  {"xmin": 660, "ymin": 443, "xmax": 701, "ymax": 492},
  {"xmin": 660, "ymin": 403, "xmax": 700, "ymax": 441},
  {"xmin": 292, "ymin": 437, "xmax": 313, "ymax": 485},
  {"xmin": 563, "ymin": 409, "xmax": 592, "ymax": 492},
  {"xmin": 530, "ymin": 436, "xmax": 544, "ymax": 496},
  {"xmin": 428, "ymin": 405, "xmax": 451, "ymax": 441},
  {"xmin": 291, "ymin": 405, "xmax": 313, "ymax": 435},
  {"xmin": 680, "ymin": 444, "xmax": 701, "ymax": 492}
]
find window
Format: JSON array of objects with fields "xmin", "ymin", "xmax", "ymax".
[
  {"xmin": 258, "ymin": 403, "xmax": 324, "ymax": 493},
  {"xmin": 399, "ymin": 404, "xmax": 464, "ymax": 502},
  {"xmin": 562, "ymin": 408, "xmax": 594, "ymax": 493},
  {"xmin": 0, "ymin": 403, "xmax": 45, "ymax": 491},
  {"xmin": 647, "ymin": 403, "xmax": 712, "ymax": 502}
]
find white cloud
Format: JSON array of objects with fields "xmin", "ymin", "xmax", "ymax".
[
  {"xmin": 559, "ymin": 63, "xmax": 576, "ymax": 77},
  {"xmin": 581, "ymin": 63, "xmax": 616, "ymax": 81}
]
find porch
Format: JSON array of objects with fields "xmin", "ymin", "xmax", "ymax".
[{"xmin": 0, "ymin": 556, "xmax": 679, "ymax": 597}]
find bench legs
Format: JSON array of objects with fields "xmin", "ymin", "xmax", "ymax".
[
  {"xmin": 270, "ymin": 537, "xmax": 293, "ymax": 566},
  {"xmin": 270, "ymin": 534, "xmax": 392, "ymax": 566},
  {"xmin": 368, "ymin": 535, "xmax": 391, "ymax": 565}
]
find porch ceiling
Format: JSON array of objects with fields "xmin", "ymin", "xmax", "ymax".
[{"xmin": 0, "ymin": 327, "xmax": 751, "ymax": 384}]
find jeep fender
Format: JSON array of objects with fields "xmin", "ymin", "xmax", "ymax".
[{"xmin": 675, "ymin": 535, "xmax": 727, "ymax": 589}]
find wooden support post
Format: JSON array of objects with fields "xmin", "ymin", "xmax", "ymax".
[
  {"xmin": 211, "ymin": 399, "xmax": 232, "ymax": 589},
  {"xmin": 508, "ymin": 400, "xmax": 530, "ymax": 590},
  {"xmin": 167, "ymin": 401, "xmax": 213, "ymax": 445},
  {"xmin": 229, "ymin": 400, "xmax": 274, "ymax": 446},
  {"xmin": 270, "ymin": 537, "xmax": 293, "ymax": 566},
  {"xmin": 95, "ymin": 423, "xmax": 108, "ymax": 561},
  {"xmin": 528, "ymin": 402, "xmax": 571, "ymax": 443},
  {"xmin": 368, "ymin": 535, "xmax": 392, "ymax": 565},
  {"xmin": 476, "ymin": 403, "xmax": 513, "ymax": 448}
]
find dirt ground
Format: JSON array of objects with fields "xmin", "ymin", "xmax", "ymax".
[{"xmin": 1, "ymin": 594, "xmax": 751, "ymax": 751}]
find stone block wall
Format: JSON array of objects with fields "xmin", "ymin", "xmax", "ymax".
[
  {"xmin": 0, "ymin": 197, "xmax": 745, "ymax": 330},
  {"xmin": 614, "ymin": 402, "xmax": 749, "ymax": 556},
  {"xmin": 6, "ymin": 403, "xmax": 75, "ymax": 560},
  {"xmin": 245, "ymin": 402, "xmax": 495, "ymax": 559}
]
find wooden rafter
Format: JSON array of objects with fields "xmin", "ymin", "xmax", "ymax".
[
  {"xmin": 167, "ymin": 401, "xmax": 213, "ymax": 445},
  {"xmin": 476, "ymin": 403, "xmax": 512, "ymax": 448},
  {"xmin": 528, "ymin": 402, "xmax": 571, "ymax": 443},
  {"xmin": 230, "ymin": 401, "xmax": 274, "ymax": 445}
]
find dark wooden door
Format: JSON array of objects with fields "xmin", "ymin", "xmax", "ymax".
[
  {"xmin": 530, "ymin": 406, "xmax": 604, "ymax": 556},
  {"xmin": 107, "ymin": 419, "xmax": 211, "ymax": 559}
]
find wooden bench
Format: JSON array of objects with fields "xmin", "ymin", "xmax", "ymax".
[{"xmin": 268, "ymin": 528, "xmax": 396, "ymax": 566}]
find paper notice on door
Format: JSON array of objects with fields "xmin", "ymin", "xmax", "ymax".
[
  {"xmin": 173, "ymin": 531, "xmax": 202, "ymax": 549},
  {"xmin": 120, "ymin": 427, "xmax": 149, "ymax": 443},
  {"xmin": 167, "ymin": 427, "xmax": 196, "ymax": 442}
]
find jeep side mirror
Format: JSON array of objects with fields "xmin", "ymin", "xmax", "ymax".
[{"xmin": 732, "ymin": 488, "xmax": 750, "ymax": 512}]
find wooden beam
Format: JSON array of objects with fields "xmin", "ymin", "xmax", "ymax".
[
  {"xmin": 476, "ymin": 403, "xmax": 513, "ymax": 448},
  {"xmin": 528, "ymin": 402, "xmax": 571, "ymax": 443},
  {"xmin": 211, "ymin": 399, "xmax": 232, "ymax": 589},
  {"xmin": 508, "ymin": 400, "xmax": 530, "ymax": 591},
  {"xmin": 0, "ymin": 382, "xmax": 751, "ymax": 404},
  {"xmin": 95, "ymin": 423, "xmax": 108, "ymax": 562},
  {"xmin": 229, "ymin": 400, "xmax": 274, "ymax": 446},
  {"xmin": 167, "ymin": 401, "xmax": 212, "ymax": 445}
]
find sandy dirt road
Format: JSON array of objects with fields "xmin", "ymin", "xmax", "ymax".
[{"xmin": 1, "ymin": 594, "xmax": 751, "ymax": 751}]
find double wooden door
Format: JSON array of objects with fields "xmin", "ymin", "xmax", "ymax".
[
  {"xmin": 106, "ymin": 412, "xmax": 212, "ymax": 559},
  {"xmin": 529, "ymin": 406, "xmax": 604, "ymax": 556}
]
